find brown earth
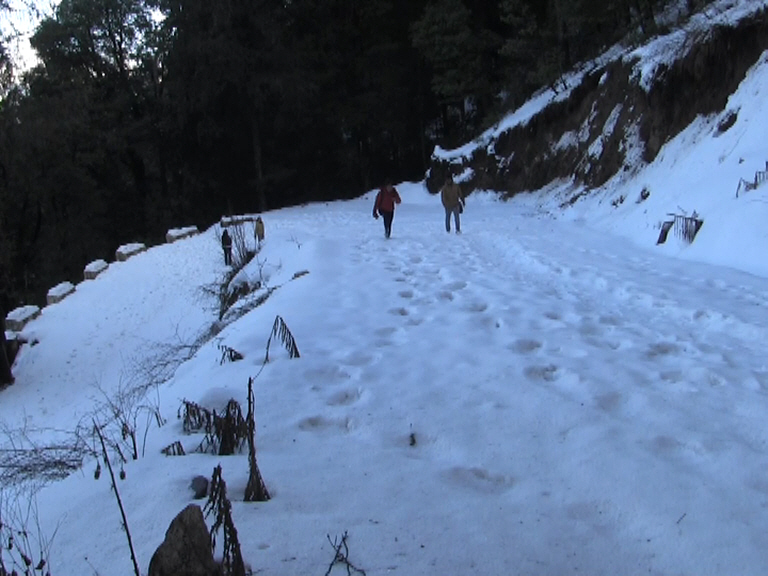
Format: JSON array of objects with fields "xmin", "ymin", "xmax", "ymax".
[{"xmin": 426, "ymin": 8, "xmax": 768, "ymax": 201}]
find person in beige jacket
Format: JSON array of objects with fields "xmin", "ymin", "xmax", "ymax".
[
  {"xmin": 254, "ymin": 216, "xmax": 265, "ymax": 246},
  {"xmin": 440, "ymin": 174, "xmax": 464, "ymax": 234}
]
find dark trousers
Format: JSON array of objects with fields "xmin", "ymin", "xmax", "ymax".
[
  {"xmin": 381, "ymin": 211, "xmax": 394, "ymax": 238},
  {"xmin": 445, "ymin": 206, "xmax": 461, "ymax": 232},
  {"xmin": 223, "ymin": 246, "xmax": 232, "ymax": 265}
]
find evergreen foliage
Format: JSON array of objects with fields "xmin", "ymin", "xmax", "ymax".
[{"xmin": 0, "ymin": 0, "xmax": 701, "ymax": 307}]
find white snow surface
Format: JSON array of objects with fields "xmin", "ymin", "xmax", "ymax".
[
  {"xmin": 3, "ymin": 3, "xmax": 768, "ymax": 575},
  {"xmin": 3, "ymin": 177, "xmax": 768, "ymax": 575}
]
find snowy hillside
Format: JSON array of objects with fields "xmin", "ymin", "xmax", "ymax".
[
  {"xmin": 434, "ymin": 0, "xmax": 768, "ymax": 278},
  {"xmin": 515, "ymin": 46, "xmax": 768, "ymax": 278}
]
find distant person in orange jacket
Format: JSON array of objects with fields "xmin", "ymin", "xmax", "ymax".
[{"xmin": 372, "ymin": 180, "xmax": 402, "ymax": 239}]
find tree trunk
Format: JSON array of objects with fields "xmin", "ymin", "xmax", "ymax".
[
  {"xmin": 640, "ymin": 0, "xmax": 657, "ymax": 35},
  {"xmin": 252, "ymin": 111, "xmax": 267, "ymax": 213}
]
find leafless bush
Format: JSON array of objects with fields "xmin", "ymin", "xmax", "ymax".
[
  {"xmin": 77, "ymin": 377, "xmax": 165, "ymax": 464},
  {"xmin": 325, "ymin": 531, "xmax": 366, "ymax": 576},
  {"xmin": 201, "ymin": 272, "xmax": 252, "ymax": 323},
  {"xmin": 228, "ymin": 223, "xmax": 252, "ymax": 270},
  {"xmin": 75, "ymin": 329, "xmax": 204, "ymax": 465},
  {"xmin": 244, "ymin": 377, "xmax": 269, "ymax": 503},
  {"xmin": 179, "ymin": 399, "xmax": 213, "ymax": 434},
  {"xmin": 204, "ymin": 465, "xmax": 248, "ymax": 576},
  {"xmin": 93, "ymin": 421, "xmax": 140, "ymax": 576},
  {"xmin": 265, "ymin": 315, "xmax": 300, "ymax": 363},
  {"xmin": 124, "ymin": 331, "xmax": 200, "ymax": 398},
  {"xmin": 0, "ymin": 490, "xmax": 59, "ymax": 576},
  {"xmin": 179, "ymin": 399, "xmax": 248, "ymax": 456},
  {"xmin": 219, "ymin": 343, "xmax": 244, "ymax": 364},
  {"xmin": 0, "ymin": 332, "xmax": 193, "ymax": 487},
  {"xmin": 214, "ymin": 224, "xmax": 253, "ymax": 272},
  {"xmin": 160, "ymin": 441, "xmax": 186, "ymax": 456},
  {"xmin": 0, "ymin": 424, "xmax": 85, "ymax": 488}
]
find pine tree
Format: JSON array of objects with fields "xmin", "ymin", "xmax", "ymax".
[{"xmin": 411, "ymin": 0, "xmax": 501, "ymax": 137}]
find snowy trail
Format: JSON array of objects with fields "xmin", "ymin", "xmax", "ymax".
[
  {"xmin": 204, "ymin": 194, "xmax": 768, "ymax": 575},
  {"xmin": 4, "ymin": 189, "xmax": 768, "ymax": 576}
]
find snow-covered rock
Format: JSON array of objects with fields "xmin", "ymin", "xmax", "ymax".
[
  {"xmin": 84, "ymin": 259, "xmax": 109, "ymax": 280},
  {"xmin": 115, "ymin": 243, "xmax": 147, "ymax": 262},
  {"xmin": 47, "ymin": 282, "xmax": 76, "ymax": 305},
  {"xmin": 166, "ymin": 226, "xmax": 199, "ymax": 243},
  {"xmin": 5, "ymin": 305, "xmax": 40, "ymax": 331}
]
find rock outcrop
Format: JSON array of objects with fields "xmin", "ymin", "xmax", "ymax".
[{"xmin": 147, "ymin": 504, "xmax": 220, "ymax": 576}]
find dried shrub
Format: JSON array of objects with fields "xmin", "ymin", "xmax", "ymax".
[
  {"xmin": 179, "ymin": 399, "xmax": 248, "ymax": 456},
  {"xmin": 244, "ymin": 378, "xmax": 270, "ymax": 502},
  {"xmin": 265, "ymin": 316, "xmax": 300, "ymax": 363},
  {"xmin": 204, "ymin": 465, "xmax": 247, "ymax": 576}
]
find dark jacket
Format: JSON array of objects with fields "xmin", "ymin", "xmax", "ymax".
[
  {"xmin": 373, "ymin": 186, "xmax": 402, "ymax": 215},
  {"xmin": 221, "ymin": 230, "xmax": 232, "ymax": 248},
  {"xmin": 441, "ymin": 182, "xmax": 463, "ymax": 209}
]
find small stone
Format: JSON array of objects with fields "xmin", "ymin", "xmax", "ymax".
[{"xmin": 190, "ymin": 475, "xmax": 209, "ymax": 499}]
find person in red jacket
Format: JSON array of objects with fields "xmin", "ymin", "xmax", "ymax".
[{"xmin": 372, "ymin": 180, "xmax": 402, "ymax": 239}]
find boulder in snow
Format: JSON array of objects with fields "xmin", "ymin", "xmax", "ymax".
[{"xmin": 147, "ymin": 504, "xmax": 219, "ymax": 576}]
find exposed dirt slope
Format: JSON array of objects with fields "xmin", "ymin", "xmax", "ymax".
[{"xmin": 427, "ymin": 8, "xmax": 768, "ymax": 198}]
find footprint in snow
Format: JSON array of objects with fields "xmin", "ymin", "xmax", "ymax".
[
  {"xmin": 443, "ymin": 466, "xmax": 515, "ymax": 494},
  {"xmin": 389, "ymin": 307, "xmax": 409, "ymax": 317},
  {"xmin": 464, "ymin": 301, "xmax": 489, "ymax": 313},
  {"xmin": 509, "ymin": 339, "xmax": 543, "ymax": 354},
  {"xmin": 298, "ymin": 415, "xmax": 353, "ymax": 433},
  {"xmin": 326, "ymin": 387, "xmax": 363, "ymax": 407},
  {"xmin": 444, "ymin": 281, "xmax": 467, "ymax": 291},
  {"xmin": 524, "ymin": 364, "xmax": 560, "ymax": 382}
]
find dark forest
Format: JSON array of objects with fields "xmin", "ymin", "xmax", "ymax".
[{"xmin": 0, "ymin": 0, "xmax": 708, "ymax": 308}]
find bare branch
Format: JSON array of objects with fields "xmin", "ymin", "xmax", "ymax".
[
  {"xmin": 93, "ymin": 420, "xmax": 140, "ymax": 576},
  {"xmin": 325, "ymin": 531, "xmax": 366, "ymax": 576}
]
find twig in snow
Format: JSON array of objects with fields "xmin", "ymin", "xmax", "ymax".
[
  {"xmin": 93, "ymin": 420, "xmax": 140, "ymax": 576},
  {"xmin": 325, "ymin": 531, "xmax": 366, "ymax": 576}
]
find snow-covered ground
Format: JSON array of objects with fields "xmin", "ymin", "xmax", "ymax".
[
  {"xmin": 3, "ymin": 0, "xmax": 768, "ymax": 573},
  {"xmin": 525, "ymin": 46, "xmax": 768, "ymax": 279},
  {"xmin": 2, "ymin": 173, "xmax": 768, "ymax": 575}
]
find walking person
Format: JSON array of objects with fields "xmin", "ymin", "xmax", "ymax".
[
  {"xmin": 440, "ymin": 174, "xmax": 464, "ymax": 234},
  {"xmin": 221, "ymin": 228, "xmax": 233, "ymax": 265},
  {"xmin": 372, "ymin": 180, "xmax": 402, "ymax": 239},
  {"xmin": 0, "ymin": 306, "xmax": 14, "ymax": 386},
  {"xmin": 254, "ymin": 216, "xmax": 265, "ymax": 246}
]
